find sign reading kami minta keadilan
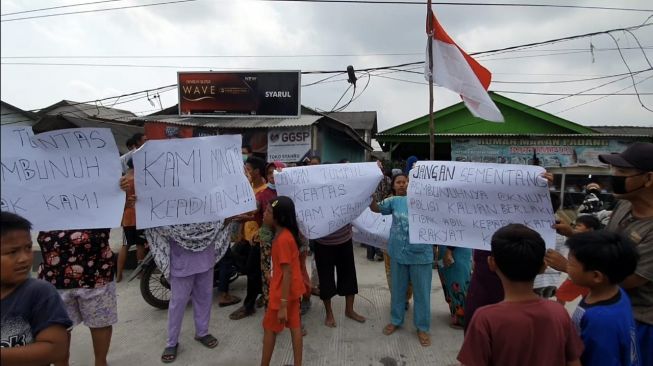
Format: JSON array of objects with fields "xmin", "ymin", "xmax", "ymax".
[
  {"xmin": 407, "ymin": 161, "xmax": 556, "ymax": 250},
  {"xmin": 0, "ymin": 126, "xmax": 125, "ymax": 231},
  {"xmin": 178, "ymin": 71, "xmax": 301, "ymax": 117},
  {"xmin": 132, "ymin": 134, "xmax": 256, "ymax": 229}
]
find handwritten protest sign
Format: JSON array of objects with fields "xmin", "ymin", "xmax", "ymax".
[
  {"xmin": 408, "ymin": 161, "xmax": 555, "ymax": 250},
  {"xmin": 1, "ymin": 126, "xmax": 125, "ymax": 231},
  {"xmin": 133, "ymin": 134, "xmax": 256, "ymax": 229},
  {"xmin": 274, "ymin": 162, "xmax": 382, "ymax": 239},
  {"xmin": 352, "ymin": 208, "xmax": 392, "ymax": 250}
]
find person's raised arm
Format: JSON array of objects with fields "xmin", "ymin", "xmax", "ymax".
[
  {"xmin": 369, "ymin": 199, "xmax": 381, "ymax": 213},
  {"xmin": 0, "ymin": 325, "xmax": 69, "ymax": 366}
]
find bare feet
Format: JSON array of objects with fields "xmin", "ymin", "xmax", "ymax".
[
  {"xmin": 324, "ymin": 314, "xmax": 337, "ymax": 328},
  {"xmin": 345, "ymin": 310, "xmax": 366, "ymax": 323}
]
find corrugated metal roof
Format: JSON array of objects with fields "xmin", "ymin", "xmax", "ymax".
[
  {"xmin": 590, "ymin": 126, "xmax": 653, "ymax": 136},
  {"xmin": 134, "ymin": 114, "xmax": 321, "ymax": 128},
  {"xmin": 375, "ymin": 133, "xmax": 653, "ymax": 138},
  {"xmin": 328, "ymin": 111, "xmax": 377, "ymax": 132}
]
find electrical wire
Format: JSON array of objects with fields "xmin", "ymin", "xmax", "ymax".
[
  {"xmin": 606, "ymin": 32, "xmax": 653, "ymax": 112},
  {"xmin": 2, "ymin": 0, "xmax": 650, "ymax": 22},
  {"xmin": 1, "ymin": 0, "xmax": 127, "ymax": 16},
  {"xmin": 555, "ymin": 74, "xmax": 653, "ymax": 114}
]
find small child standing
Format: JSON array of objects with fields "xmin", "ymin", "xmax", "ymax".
[
  {"xmin": 458, "ymin": 224, "xmax": 583, "ymax": 366},
  {"xmin": 556, "ymin": 215, "xmax": 602, "ymax": 304},
  {"xmin": 566, "ymin": 230, "xmax": 640, "ymax": 366},
  {"xmin": 260, "ymin": 197, "xmax": 305, "ymax": 366},
  {"xmin": 1, "ymin": 212, "xmax": 72, "ymax": 366}
]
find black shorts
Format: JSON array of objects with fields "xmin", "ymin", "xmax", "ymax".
[
  {"xmin": 314, "ymin": 239, "xmax": 359, "ymax": 300},
  {"xmin": 123, "ymin": 226, "xmax": 147, "ymax": 247}
]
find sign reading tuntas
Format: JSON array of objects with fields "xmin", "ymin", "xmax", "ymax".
[
  {"xmin": 407, "ymin": 161, "xmax": 556, "ymax": 250},
  {"xmin": 132, "ymin": 134, "xmax": 256, "ymax": 229},
  {"xmin": 267, "ymin": 127, "xmax": 312, "ymax": 163},
  {"xmin": 1, "ymin": 126, "xmax": 125, "ymax": 231},
  {"xmin": 274, "ymin": 163, "xmax": 383, "ymax": 239},
  {"xmin": 178, "ymin": 71, "xmax": 301, "ymax": 117}
]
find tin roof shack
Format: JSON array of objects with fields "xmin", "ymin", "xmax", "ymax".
[
  {"xmin": 1, "ymin": 101, "xmax": 39, "ymax": 127},
  {"xmin": 133, "ymin": 106, "xmax": 372, "ymax": 164},
  {"xmin": 376, "ymin": 92, "xmax": 652, "ymax": 211}
]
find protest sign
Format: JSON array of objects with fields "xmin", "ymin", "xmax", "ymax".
[
  {"xmin": 133, "ymin": 134, "xmax": 256, "ymax": 229},
  {"xmin": 1, "ymin": 126, "xmax": 125, "ymax": 231},
  {"xmin": 274, "ymin": 162, "xmax": 382, "ymax": 239},
  {"xmin": 407, "ymin": 161, "xmax": 555, "ymax": 250},
  {"xmin": 352, "ymin": 208, "xmax": 392, "ymax": 250}
]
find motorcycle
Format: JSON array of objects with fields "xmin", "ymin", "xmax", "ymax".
[{"xmin": 129, "ymin": 248, "xmax": 242, "ymax": 309}]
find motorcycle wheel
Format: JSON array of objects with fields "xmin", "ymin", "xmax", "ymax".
[{"xmin": 140, "ymin": 264, "xmax": 171, "ymax": 309}]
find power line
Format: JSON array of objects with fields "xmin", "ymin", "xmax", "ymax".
[
  {"xmin": 2, "ymin": 0, "xmax": 651, "ymax": 22},
  {"xmin": 555, "ymin": 74, "xmax": 653, "ymax": 114},
  {"xmin": 4, "ymin": 47, "xmax": 651, "ymax": 60},
  {"xmin": 1, "ymin": 0, "xmax": 127, "ymax": 16}
]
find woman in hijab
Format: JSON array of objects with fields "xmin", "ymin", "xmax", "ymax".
[{"xmin": 404, "ymin": 156, "xmax": 418, "ymax": 175}]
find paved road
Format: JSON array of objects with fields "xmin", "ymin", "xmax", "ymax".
[{"xmin": 65, "ymin": 243, "xmax": 464, "ymax": 366}]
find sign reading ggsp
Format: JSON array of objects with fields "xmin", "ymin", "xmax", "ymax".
[{"xmin": 267, "ymin": 127, "xmax": 312, "ymax": 163}]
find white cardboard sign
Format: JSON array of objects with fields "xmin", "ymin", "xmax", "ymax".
[
  {"xmin": 1, "ymin": 126, "xmax": 125, "ymax": 231},
  {"xmin": 133, "ymin": 134, "xmax": 256, "ymax": 229},
  {"xmin": 407, "ymin": 161, "xmax": 555, "ymax": 250},
  {"xmin": 352, "ymin": 208, "xmax": 392, "ymax": 250},
  {"xmin": 274, "ymin": 162, "xmax": 382, "ymax": 239}
]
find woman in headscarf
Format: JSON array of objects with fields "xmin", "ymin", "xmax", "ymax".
[{"xmin": 404, "ymin": 156, "xmax": 418, "ymax": 175}]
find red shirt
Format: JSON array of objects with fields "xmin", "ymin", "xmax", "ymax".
[
  {"xmin": 269, "ymin": 229, "xmax": 305, "ymax": 310},
  {"xmin": 458, "ymin": 299, "xmax": 583, "ymax": 366}
]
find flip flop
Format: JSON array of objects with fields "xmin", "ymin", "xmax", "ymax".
[
  {"xmin": 417, "ymin": 331, "xmax": 431, "ymax": 347},
  {"xmin": 383, "ymin": 324, "xmax": 398, "ymax": 336},
  {"xmin": 161, "ymin": 345, "xmax": 178, "ymax": 363},
  {"xmin": 194, "ymin": 334, "xmax": 218, "ymax": 349},
  {"xmin": 218, "ymin": 296, "xmax": 241, "ymax": 307},
  {"xmin": 229, "ymin": 307, "xmax": 254, "ymax": 320}
]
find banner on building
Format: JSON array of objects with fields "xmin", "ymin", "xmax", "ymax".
[
  {"xmin": 1, "ymin": 126, "xmax": 125, "ymax": 231},
  {"xmin": 178, "ymin": 71, "xmax": 301, "ymax": 117},
  {"xmin": 451, "ymin": 138, "xmax": 631, "ymax": 168},
  {"xmin": 407, "ymin": 161, "xmax": 556, "ymax": 250},
  {"xmin": 267, "ymin": 127, "xmax": 312, "ymax": 163},
  {"xmin": 352, "ymin": 208, "xmax": 392, "ymax": 250},
  {"xmin": 274, "ymin": 162, "xmax": 383, "ymax": 239},
  {"xmin": 132, "ymin": 134, "xmax": 256, "ymax": 229}
]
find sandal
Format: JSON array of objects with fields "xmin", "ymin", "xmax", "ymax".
[
  {"xmin": 194, "ymin": 334, "xmax": 218, "ymax": 349},
  {"xmin": 417, "ymin": 331, "xmax": 431, "ymax": 347},
  {"xmin": 161, "ymin": 345, "xmax": 178, "ymax": 363},
  {"xmin": 382, "ymin": 324, "xmax": 398, "ymax": 336},
  {"xmin": 229, "ymin": 306, "xmax": 254, "ymax": 320},
  {"xmin": 218, "ymin": 295, "xmax": 241, "ymax": 308}
]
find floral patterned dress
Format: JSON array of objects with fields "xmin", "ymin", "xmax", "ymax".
[
  {"xmin": 37, "ymin": 229, "xmax": 115, "ymax": 289},
  {"xmin": 436, "ymin": 246, "xmax": 472, "ymax": 327}
]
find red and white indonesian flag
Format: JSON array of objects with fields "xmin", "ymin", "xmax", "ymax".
[{"xmin": 425, "ymin": 10, "xmax": 504, "ymax": 122}]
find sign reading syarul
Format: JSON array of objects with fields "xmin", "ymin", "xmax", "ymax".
[
  {"xmin": 267, "ymin": 127, "xmax": 312, "ymax": 163},
  {"xmin": 178, "ymin": 71, "xmax": 300, "ymax": 117}
]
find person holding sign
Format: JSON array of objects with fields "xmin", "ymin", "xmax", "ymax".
[{"xmin": 370, "ymin": 173, "xmax": 433, "ymax": 347}]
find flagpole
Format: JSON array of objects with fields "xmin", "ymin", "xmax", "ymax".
[{"xmin": 427, "ymin": 0, "xmax": 435, "ymax": 160}]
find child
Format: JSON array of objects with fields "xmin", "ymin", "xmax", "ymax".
[
  {"xmin": 1, "ymin": 212, "xmax": 72, "ymax": 366},
  {"xmin": 260, "ymin": 197, "xmax": 305, "ymax": 366},
  {"xmin": 556, "ymin": 215, "xmax": 602, "ymax": 304},
  {"xmin": 458, "ymin": 224, "xmax": 583, "ymax": 366},
  {"xmin": 566, "ymin": 231, "xmax": 640, "ymax": 366}
]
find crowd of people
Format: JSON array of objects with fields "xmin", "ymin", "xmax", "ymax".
[{"xmin": 1, "ymin": 134, "xmax": 652, "ymax": 366}]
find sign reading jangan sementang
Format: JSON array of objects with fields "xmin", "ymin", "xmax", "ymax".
[{"xmin": 178, "ymin": 71, "xmax": 301, "ymax": 117}]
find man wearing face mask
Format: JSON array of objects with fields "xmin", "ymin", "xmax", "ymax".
[{"xmin": 547, "ymin": 142, "xmax": 653, "ymax": 365}]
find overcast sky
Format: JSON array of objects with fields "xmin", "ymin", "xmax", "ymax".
[{"xmin": 1, "ymin": 0, "xmax": 652, "ymax": 131}]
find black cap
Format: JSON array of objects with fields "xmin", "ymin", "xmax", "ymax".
[{"xmin": 598, "ymin": 142, "xmax": 653, "ymax": 171}]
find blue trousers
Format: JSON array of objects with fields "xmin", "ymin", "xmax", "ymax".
[
  {"xmin": 636, "ymin": 321, "xmax": 652, "ymax": 366},
  {"xmin": 390, "ymin": 260, "xmax": 432, "ymax": 332}
]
